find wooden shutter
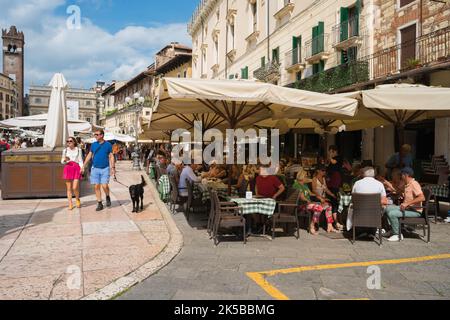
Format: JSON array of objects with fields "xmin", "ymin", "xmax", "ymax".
[
  {"xmin": 318, "ymin": 22, "xmax": 325, "ymax": 53},
  {"xmin": 340, "ymin": 7, "xmax": 349, "ymax": 42},
  {"xmin": 312, "ymin": 26, "xmax": 318, "ymax": 55},
  {"xmin": 401, "ymin": 24, "xmax": 417, "ymax": 68}
]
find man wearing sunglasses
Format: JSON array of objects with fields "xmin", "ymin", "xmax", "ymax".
[{"xmin": 82, "ymin": 129, "xmax": 116, "ymax": 211}]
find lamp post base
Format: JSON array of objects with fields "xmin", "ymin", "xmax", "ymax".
[{"xmin": 131, "ymin": 149, "xmax": 141, "ymax": 171}]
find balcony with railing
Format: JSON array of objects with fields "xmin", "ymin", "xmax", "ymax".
[
  {"xmin": 305, "ymin": 34, "xmax": 330, "ymax": 64},
  {"xmin": 295, "ymin": 26, "xmax": 450, "ymax": 93},
  {"xmin": 274, "ymin": 0, "xmax": 295, "ymax": 20},
  {"xmin": 364, "ymin": 26, "xmax": 450, "ymax": 80},
  {"xmin": 253, "ymin": 60, "xmax": 281, "ymax": 83},
  {"xmin": 285, "ymin": 47, "xmax": 305, "ymax": 73},
  {"xmin": 332, "ymin": 15, "xmax": 363, "ymax": 50}
]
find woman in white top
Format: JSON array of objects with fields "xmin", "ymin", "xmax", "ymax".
[
  {"xmin": 61, "ymin": 137, "xmax": 84, "ymax": 210},
  {"xmin": 311, "ymin": 165, "xmax": 341, "ymax": 233}
]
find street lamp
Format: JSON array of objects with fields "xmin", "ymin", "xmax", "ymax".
[{"xmin": 125, "ymin": 93, "xmax": 146, "ymax": 171}]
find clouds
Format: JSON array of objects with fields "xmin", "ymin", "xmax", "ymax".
[{"xmin": 0, "ymin": 0, "xmax": 190, "ymax": 90}]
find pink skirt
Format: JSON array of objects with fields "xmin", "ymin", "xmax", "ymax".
[{"xmin": 63, "ymin": 162, "xmax": 82, "ymax": 181}]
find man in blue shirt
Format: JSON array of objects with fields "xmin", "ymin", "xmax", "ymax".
[
  {"xmin": 82, "ymin": 130, "xmax": 116, "ymax": 211},
  {"xmin": 385, "ymin": 144, "xmax": 413, "ymax": 180}
]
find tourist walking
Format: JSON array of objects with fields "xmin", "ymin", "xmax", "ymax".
[
  {"xmin": 62, "ymin": 137, "xmax": 84, "ymax": 210},
  {"xmin": 82, "ymin": 129, "xmax": 116, "ymax": 212}
]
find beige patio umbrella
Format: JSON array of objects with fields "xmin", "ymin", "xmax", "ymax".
[
  {"xmin": 255, "ymin": 118, "xmax": 385, "ymax": 134},
  {"xmin": 155, "ymin": 77, "xmax": 358, "ymax": 192},
  {"xmin": 43, "ymin": 73, "xmax": 69, "ymax": 149},
  {"xmin": 338, "ymin": 84, "xmax": 450, "ymax": 148},
  {"xmin": 155, "ymin": 77, "xmax": 358, "ymax": 130}
]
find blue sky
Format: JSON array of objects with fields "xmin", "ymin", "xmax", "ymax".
[
  {"xmin": 0, "ymin": 0, "xmax": 198, "ymax": 91},
  {"xmin": 56, "ymin": 0, "xmax": 198, "ymax": 33}
]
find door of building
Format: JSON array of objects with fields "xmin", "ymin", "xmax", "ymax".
[{"xmin": 400, "ymin": 24, "xmax": 417, "ymax": 69}]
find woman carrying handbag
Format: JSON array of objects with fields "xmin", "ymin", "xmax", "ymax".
[{"xmin": 62, "ymin": 137, "xmax": 84, "ymax": 210}]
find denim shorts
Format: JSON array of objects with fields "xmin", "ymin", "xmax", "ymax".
[{"xmin": 90, "ymin": 167, "xmax": 110, "ymax": 185}]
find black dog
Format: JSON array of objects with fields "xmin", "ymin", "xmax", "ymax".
[{"xmin": 129, "ymin": 175, "xmax": 147, "ymax": 213}]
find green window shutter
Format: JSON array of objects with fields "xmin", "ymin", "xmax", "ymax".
[
  {"xmin": 241, "ymin": 66, "xmax": 248, "ymax": 79},
  {"xmin": 313, "ymin": 63, "xmax": 318, "ymax": 75},
  {"xmin": 292, "ymin": 37, "xmax": 297, "ymax": 64},
  {"xmin": 354, "ymin": 0, "xmax": 361, "ymax": 37},
  {"xmin": 340, "ymin": 7, "xmax": 349, "ymax": 42},
  {"xmin": 312, "ymin": 26, "xmax": 318, "ymax": 55},
  {"xmin": 317, "ymin": 22, "xmax": 325, "ymax": 53},
  {"xmin": 319, "ymin": 60, "xmax": 325, "ymax": 72},
  {"xmin": 261, "ymin": 56, "xmax": 266, "ymax": 67}
]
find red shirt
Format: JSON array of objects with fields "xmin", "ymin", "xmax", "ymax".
[
  {"xmin": 256, "ymin": 175, "xmax": 282, "ymax": 198},
  {"xmin": 0, "ymin": 141, "xmax": 10, "ymax": 151}
]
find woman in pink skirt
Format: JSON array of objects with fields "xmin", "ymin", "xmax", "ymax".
[{"xmin": 62, "ymin": 137, "xmax": 84, "ymax": 210}]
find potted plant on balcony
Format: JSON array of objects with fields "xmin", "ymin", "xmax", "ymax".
[{"xmin": 404, "ymin": 58, "xmax": 422, "ymax": 70}]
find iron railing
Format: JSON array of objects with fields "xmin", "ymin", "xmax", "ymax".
[
  {"xmin": 332, "ymin": 15, "xmax": 361, "ymax": 46},
  {"xmin": 253, "ymin": 60, "xmax": 281, "ymax": 83},
  {"xmin": 361, "ymin": 26, "xmax": 450, "ymax": 80},
  {"xmin": 285, "ymin": 46, "xmax": 303, "ymax": 69},
  {"xmin": 305, "ymin": 34, "xmax": 329, "ymax": 59}
]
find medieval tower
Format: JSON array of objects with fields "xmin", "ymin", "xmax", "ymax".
[{"xmin": 2, "ymin": 26, "xmax": 24, "ymax": 116}]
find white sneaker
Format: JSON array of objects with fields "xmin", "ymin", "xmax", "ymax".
[{"xmin": 387, "ymin": 234, "xmax": 404, "ymax": 242}]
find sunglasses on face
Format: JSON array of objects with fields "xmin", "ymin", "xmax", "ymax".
[
  {"xmin": 94, "ymin": 134, "xmax": 103, "ymax": 137},
  {"xmin": 67, "ymin": 140, "xmax": 74, "ymax": 143}
]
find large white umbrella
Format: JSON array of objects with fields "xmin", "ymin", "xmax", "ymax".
[
  {"xmin": 338, "ymin": 84, "xmax": 450, "ymax": 147},
  {"xmin": 84, "ymin": 132, "xmax": 136, "ymax": 144},
  {"xmin": 0, "ymin": 114, "xmax": 93, "ymax": 135},
  {"xmin": 155, "ymin": 78, "xmax": 358, "ymax": 129},
  {"xmin": 43, "ymin": 73, "xmax": 69, "ymax": 148}
]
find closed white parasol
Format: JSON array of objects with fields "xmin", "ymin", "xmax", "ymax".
[{"xmin": 43, "ymin": 73, "xmax": 69, "ymax": 149}]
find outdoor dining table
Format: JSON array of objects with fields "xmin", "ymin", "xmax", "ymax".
[
  {"xmin": 157, "ymin": 174, "xmax": 170, "ymax": 202},
  {"xmin": 228, "ymin": 197, "xmax": 277, "ymax": 239},
  {"xmin": 228, "ymin": 198, "xmax": 277, "ymax": 216},
  {"xmin": 195, "ymin": 182, "xmax": 239, "ymax": 202}
]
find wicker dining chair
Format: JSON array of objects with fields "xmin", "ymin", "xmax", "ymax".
[
  {"xmin": 210, "ymin": 190, "xmax": 246, "ymax": 246},
  {"xmin": 351, "ymin": 193, "xmax": 384, "ymax": 246},
  {"xmin": 273, "ymin": 188, "xmax": 302, "ymax": 239},
  {"xmin": 399, "ymin": 188, "xmax": 432, "ymax": 243},
  {"xmin": 168, "ymin": 174, "xmax": 186, "ymax": 214},
  {"xmin": 185, "ymin": 179, "xmax": 206, "ymax": 222}
]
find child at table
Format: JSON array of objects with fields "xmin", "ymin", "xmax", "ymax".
[{"xmin": 293, "ymin": 169, "xmax": 335, "ymax": 235}]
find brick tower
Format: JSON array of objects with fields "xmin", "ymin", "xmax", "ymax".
[{"xmin": 2, "ymin": 26, "xmax": 25, "ymax": 116}]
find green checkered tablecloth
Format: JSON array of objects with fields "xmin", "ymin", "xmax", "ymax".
[
  {"xmin": 149, "ymin": 163, "xmax": 156, "ymax": 180},
  {"xmin": 427, "ymin": 184, "xmax": 449, "ymax": 198},
  {"xmin": 194, "ymin": 183, "xmax": 238, "ymax": 202},
  {"xmin": 338, "ymin": 193, "xmax": 352, "ymax": 214},
  {"xmin": 157, "ymin": 175, "xmax": 170, "ymax": 202},
  {"xmin": 231, "ymin": 198, "xmax": 277, "ymax": 216}
]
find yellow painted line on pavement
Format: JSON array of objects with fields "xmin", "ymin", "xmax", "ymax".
[
  {"xmin": 246, "ymin": 253, "xmax": 450, "ymax": 300},
  {"xmin": 247, "ymin": 272, "xmax": 290, "ymax": 300}
]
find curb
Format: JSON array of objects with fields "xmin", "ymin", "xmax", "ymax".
[{"xmin": 81, "ymin": 173, "xmax": 183, "ymax": 300}]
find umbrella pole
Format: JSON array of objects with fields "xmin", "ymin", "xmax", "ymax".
[{"xmin": 396, "ymin": 124, "xmax": 406, "ymax": 152}]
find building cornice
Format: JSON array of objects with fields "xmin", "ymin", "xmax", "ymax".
[{"xmin": 188, "ymin": 0, "xmax": 220, "ymax": 36}]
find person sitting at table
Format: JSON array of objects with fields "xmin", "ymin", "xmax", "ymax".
[
  {"xmin": 167, "ymin": 159, "xmax": 183, "ymax": 185},
  {"xmin": 179, "ymin": 163, "xmax": 201, "ymax": 197},
  {"xmin": 224, "ymin": 164, "xmax": 241, "ymax": 186},
  {"xmin": 384, "ymin": 167, "xmax": 425, "ymax": 242},
  {"xmin": 285, "ymin": 158, "xmax": 303, "ymax": 178},
  {"xmin": 351, "ymin": 167, "xmax": 389, "ymax": 235},
  {"xmin": 255, "ymin": 165, "xmax": 285, "ymax": 200},
  {"xmin": 201, "ymin": 162, "xmax": 227, "ymax": 179},
  {"xmin": 312, "ymin": 165, "xmax": 341, "ymax": 232},
  {"xmin": 376, "ymin": 169, "xmax": 405, "ymax": 205},
  {"xmin": 293, "ymin": 169, "xmax": 333, "ymax": 235},
  {"xmin": 242, "ymin": 164, "xmax": 259, "ymax": 193}
]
